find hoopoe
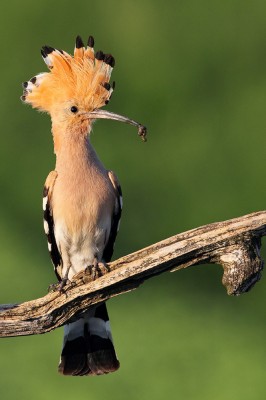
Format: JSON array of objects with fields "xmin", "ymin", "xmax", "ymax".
[{"xmin": 21, "ymin": 35, "xmax": 146, "ymax": 376}]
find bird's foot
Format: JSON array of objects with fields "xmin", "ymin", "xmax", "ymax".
[
  {"xmin": 58, "ymin": 277, "xmax": 70, "ymax": 292},
  {"xmin": 48, "ymin": 280, "xmax": 71, "ymax": 293},
  {"xmin": 48, "ymin": 282, "xmax": 59, "ymax": 293},
  {"xmin": 85, "ymin": 258, "xmax": 110, "ymax": 281}
]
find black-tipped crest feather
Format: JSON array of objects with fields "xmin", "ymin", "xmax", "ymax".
[
  {"xmin": 42, "ymin": 45, "xmax": 54, "ymax": 55},
  {"xmin": 75, "ymin": 35, "xmax": 84, "ymax": 49},
  {"xmin": 87, "ymin": 35, "xmax": 94, "ymax": 48}
]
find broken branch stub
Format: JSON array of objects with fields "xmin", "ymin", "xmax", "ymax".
[{"xmin": 211, "ymin": 235, "xmax": 263, "ymax": 295}]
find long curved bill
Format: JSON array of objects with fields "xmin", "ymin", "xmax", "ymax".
[{"xmin": 86, "ymin": 109, "xmax": 147, "ymax": 142}]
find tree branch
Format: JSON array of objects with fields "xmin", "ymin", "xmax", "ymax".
[{"xmin": 1, "ymin": 211, "xmax": 265, "ymax": 338}]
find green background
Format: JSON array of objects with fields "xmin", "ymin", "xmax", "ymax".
[{"xmin": 1, "ymin": 1, "xmax": 266, "ymax": 399}]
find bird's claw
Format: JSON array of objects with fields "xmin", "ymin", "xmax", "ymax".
[
  {"xmin": 48, "ymin": 282, "xmax": 60, "ymax": 293},
  {"xmin": 85, "ymin": 259, "xmax": 110, "ymax": 281}
]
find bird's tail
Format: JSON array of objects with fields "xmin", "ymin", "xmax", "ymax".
[{"xmin": 58, "ymin": 302, "xmax": 119, "ymax": 376}]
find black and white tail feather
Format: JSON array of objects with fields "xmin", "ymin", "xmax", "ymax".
[{"xmin": 59, "ymin": 303, "xmax": 119, "ymax": 375}]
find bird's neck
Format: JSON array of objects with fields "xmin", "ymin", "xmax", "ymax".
[
  {"xmin": 52, "ymin": 119, "xmax": 90, "ymax": 153},
  {"xmin": 52, "ymin": 123, "xmax": 102, "ymax": 175}
]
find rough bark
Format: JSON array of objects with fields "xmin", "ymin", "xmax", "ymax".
[{"xmin": 0, "ymin": 211, "xmax": 265, "ymax": 337}]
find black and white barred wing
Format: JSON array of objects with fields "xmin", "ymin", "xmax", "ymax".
[
  {"xmin": 103, "ymin": 170, "xmax": 123, "ymax": 263},
  {"xmin": 43, "ymin": 170, "xmax": 62, "ymax": 280}
]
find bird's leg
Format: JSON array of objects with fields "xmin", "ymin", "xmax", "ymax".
[{"xmin": 59, "ymin": 264, "xmax": 71, "ymax": 292}]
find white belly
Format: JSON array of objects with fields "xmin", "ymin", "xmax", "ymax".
[{"xmin": 54, "ymin": 213, "xmax": 111, "ymax": 280}]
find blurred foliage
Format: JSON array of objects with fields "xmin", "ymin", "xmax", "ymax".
[{"xmin": 1, "ymin": 0, "xmax": 266, "ymax": 399}]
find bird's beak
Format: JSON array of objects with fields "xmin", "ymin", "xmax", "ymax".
[{"xmin": 85, "ymin": 109, "xmax": 147, "ymax": 142}]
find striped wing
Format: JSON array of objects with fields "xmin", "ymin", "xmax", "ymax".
[
  {"xmin": 43, "ymin": 170, "xmax": 62, "ymax": 280},
  {"xmin": 103, "ymin": 171, "xmax": 123, "ymax": 262}
]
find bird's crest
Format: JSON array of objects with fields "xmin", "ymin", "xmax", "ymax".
[{"xmin": 21, "ymin": 35, "xmax": 115, "ymax": 113}]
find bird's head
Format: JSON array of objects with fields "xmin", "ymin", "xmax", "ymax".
[{"xmin": 21, "ymin": 35, "xmax": 147, "ymax": 142}]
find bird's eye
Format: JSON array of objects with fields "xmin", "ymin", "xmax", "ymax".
[{"xmin": 70, "ymin": 106, "xmax": 78, "ymax": 113}]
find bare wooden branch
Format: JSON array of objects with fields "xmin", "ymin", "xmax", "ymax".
[{"xmin": 0, "ymin": 211, "xmax": 265, "ymax": 338}]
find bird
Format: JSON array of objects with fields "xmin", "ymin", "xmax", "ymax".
[{"xmin": 21, "ymin": 35, "xmax": 147, "ymax": 376}]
